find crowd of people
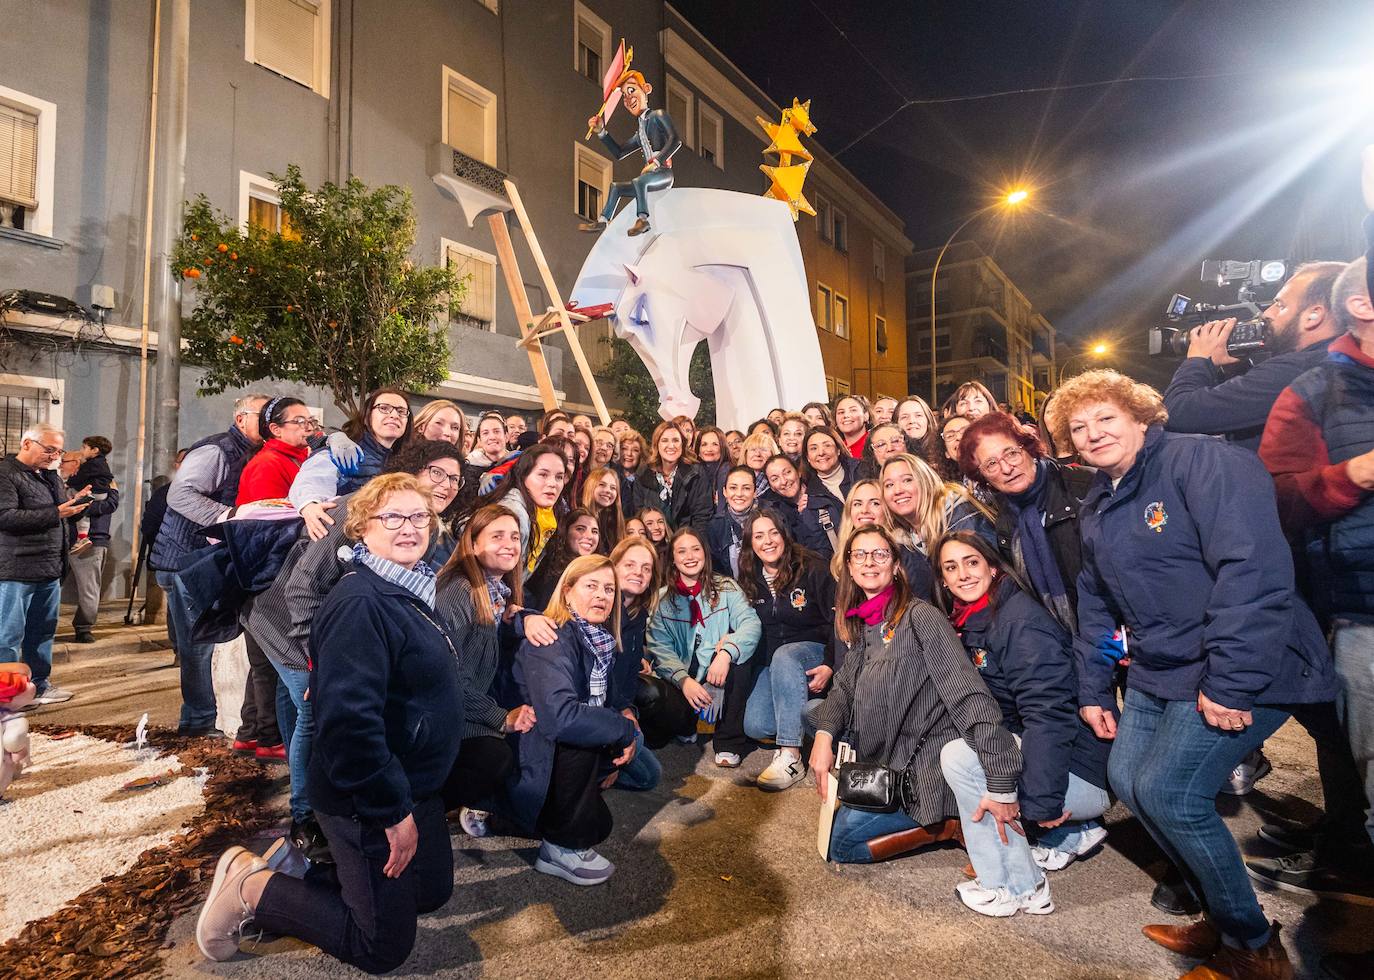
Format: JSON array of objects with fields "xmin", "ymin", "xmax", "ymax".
[{"xmin": 1, "ymin": 178, "xmax": 1371, "ymax": 980}]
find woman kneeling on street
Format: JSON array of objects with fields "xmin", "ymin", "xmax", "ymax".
[
  {"xmin": 507, "ymin": 555, "xmax": 639, "ymax": 886},
  {"xmin": 809, "ymin": 524, "xmax": 1022, "ymax": 883},
  {"xmin": 197, "ymin": 472, "xmax": 459, "ymax": 973},
  {"xmin": 934, "ymin": 531, "xmax": 1111, "ymax": 915},
  {"xmin": 1049, "ymin": 369, "xmax": 1336, "ymax": 978}
]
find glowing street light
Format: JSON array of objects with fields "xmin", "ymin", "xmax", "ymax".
[
  {"xmin": 929, "ymin": 188, "xmax": 1033, "ymax": 403},
  {"xmin": 1091, "ymin": 342, "xmax": 1108, "ymax": 355},
  {"xmin": 1060, "ymin": 341, "xmax": 1111, "ymax": 385}
]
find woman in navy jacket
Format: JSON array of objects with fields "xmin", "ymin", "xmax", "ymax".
[
  {"xmin": 196, "ymin": 473, "xmax": 460, "ymax": 974},
  {"xmin": 505, "ymin": 554, "xmax": 638, "ymax": 886},
  {"xmin": 795, "ymin": 427, "xmax": 859, "ymax": 561},
  {"xmin": 1049, "ymin": 370, "xmax": 1336, "ymax": 977},
  {"xmin": 933, "ymin": 531, "xmax": 1111, "ymax": 915}
]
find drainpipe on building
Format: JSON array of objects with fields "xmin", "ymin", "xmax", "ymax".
[{"xmin": 151, "ymin": 0, "xmax": 190, "ymax": 477}]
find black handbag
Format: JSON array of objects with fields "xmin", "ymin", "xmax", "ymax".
[{"xmin": 836, "ymin": 733, "xmax": 926, "ymax": 813}]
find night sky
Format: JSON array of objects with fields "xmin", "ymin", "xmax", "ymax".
[{"xmin": 671, "ymin": 0, "xmax": 1374, "ymax": 386}]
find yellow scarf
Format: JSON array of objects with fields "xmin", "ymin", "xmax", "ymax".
[{"xmin": 528, "ymin": 506, "xmax": 557, "ymax": 573}]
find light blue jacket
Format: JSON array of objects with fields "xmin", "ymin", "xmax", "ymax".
[{"xmin": 646, "ymin": 575, "xmax": 761, "ymax": 687}]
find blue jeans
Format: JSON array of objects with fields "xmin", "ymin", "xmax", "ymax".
[
  {"xmin": 940, "ymin": 738, "xmax": 1044, "ymax": 896},
  {"xmin": 743, "ymin": 641, "xmax": 826, "ymax": 748},
  {"xmin": 829, "ymin": 805, "xmax": 921, "ymax": 864},
  {"xmin": 1111, "ymin": 687, "xmax": 1288, "ymax": 948},
  {"xmin": 1332, "ymin": 619, "xmax": 1374, "ymax": 848},
  {"xmin": 1032, "ymin": 774, "xmax": 1111, "ymax": 853},
  {"xmin": 615, "ymin": 730, "xmax": 661, "ymax": 791},
  {"xmin": 0, "ymin": 578, "xmax": 60, "ymax": 692},
  {"xmin": 271, "ymin": 660, "xmax": 313, "ymax": 822},
  {"xmin": 154, "ymin": 569, "xmax": 217, "ymax": 731}
]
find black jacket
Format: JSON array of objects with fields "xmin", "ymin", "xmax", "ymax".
[
  {"xmin": 992, "ymin": 458, "xmax": 1096, "ymax": 634},
  {"xmin": 954, "ymin": 580, "xmax": 1110, "ymax": 823},
  {"xmin": 308, "ymin": 565, "xmax": 463, "ymax": 827},
  {"xmin": 0, "ymin": 455, "xmax": 68, "ymax": 582},
  {"xmin": 743, "ymin": 557, "xmax": 836, "ymax": 667},
  {"xmin": 1164, "ymin": 336, "xmax": 1338, "ymax": 452},
  {"xmin": 434, "ymin": 576, "xmax": 528, "ymax": 740},
  {"xmin": 628, "ymin": 462, "xmax": 713, "ymax": 531}
]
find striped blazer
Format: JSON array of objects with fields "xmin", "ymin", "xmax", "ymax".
[{"xmin": 810, "ymin": 600, "xmax": 1021, "ymax": 825}]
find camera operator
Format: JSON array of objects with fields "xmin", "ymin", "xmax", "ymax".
[{"xmin": 1163, "ymin": 260, "xmax": 1347, "ymax": 450}]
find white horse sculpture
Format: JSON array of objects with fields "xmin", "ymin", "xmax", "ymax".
[{"xmin": 570, "ymin": 188, "xmax": 828, "ymax": 430}]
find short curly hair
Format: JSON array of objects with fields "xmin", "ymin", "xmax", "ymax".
[
  {"xmin": 958, "ymin": 412, "xmax": 1046, "ymax": 482},
  {"xmin": 343, "ymin": 472, "xmax": 436, "ymax": 541},
  {"xmin": 1045, "ymin": 369, "xmax": 1167, "ymax": 454}
]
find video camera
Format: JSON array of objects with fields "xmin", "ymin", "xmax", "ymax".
[{"xmin": 1148, "ymin": 259, "xmax": 1288, "ymax": 358}]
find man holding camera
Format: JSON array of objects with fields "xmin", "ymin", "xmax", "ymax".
[{"xmin": 1164, "ymin": 260, "xmax": 1347, "ymax": 451}]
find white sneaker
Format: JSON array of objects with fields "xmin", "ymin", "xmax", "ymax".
[
  {"xmin": 1222, "ymin": 749, "xmax": 1272, "ymax": 796},
  {"xmin": 675, "ymin": 733, "xmax": 697, "ymax": 744},
  {"xmin": 955, "ymin": 877, "xmax": 1054, "ymax": 917},
  {"xmin": 195, "ymin": 846, "xmax": 268, "ymax": 960},
  {"xmin": 32, "ymin": 686, "xmax": 74, "ymax": 705},
  {"xmin": 459, "ymin": 807, "xmax": 490, "ymax": 838},
  {"xmin": 534, "ymin": 840, "xmax": 614, "ymax": 886},
  {"xmin": 714, "ymin": 751, "xmax": 741, "ymax": 768},
  {"xmin": 1032, "ymin": 822, "xmax": 1109, "ymax": 871},
  {"xmin": 756, "ymin": 750, "xmax": 805, "ymax": 791}
]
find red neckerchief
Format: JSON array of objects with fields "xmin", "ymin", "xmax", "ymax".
[
  {"xmin": 950, "ymin": 593, "xmax": 991, "ymax": 629},
  {"xmin": 846, "ymin": 584, "xmax": 894, "ymax": 626},
  {"xmin": 674, "ymin": 575, "xmax": 705, "ymax": 626}
]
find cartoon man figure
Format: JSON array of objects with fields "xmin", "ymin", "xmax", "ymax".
[{"xmin": 581, "ymin": 70, "xmax": 681, "ymax": 237}]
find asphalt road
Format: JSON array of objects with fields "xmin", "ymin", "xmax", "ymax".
[{"xmin": 34, "ymin": 607, "xmax": 1374, "ymax": 979}]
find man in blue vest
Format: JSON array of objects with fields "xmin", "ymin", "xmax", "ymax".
[
  {"xmin": 580, "ymin": 70, "xmax": 681, "ymax": 238},
  {"xmin": 151, "ymin": 393, "xmax": 268, "ymax": 736}
]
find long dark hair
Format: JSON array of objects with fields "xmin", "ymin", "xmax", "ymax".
[
  {"xmin": 930, "ymin": 530, "xmax": 1027, "ymax": 616},
  {"xmin": 344, "ymin": 386, "xmax": 414, "ymax": 444},
  {"xmin": 469, "ymin": 443, "xmax": 566, "ymax": 521},
  {"xmin": 834, "ymin": 523, "xmax": 911, "ymax": 646},
  {"xmin": 668, "ymin": 525, "xmax": 724, "ymax": 607},
  {"xmin": 437, "ymin": 504, "xmax": 525, "ymax": 625},
  {"xmin": 737, "ymin": 508, "xmax": 814, "ymax": 601}
]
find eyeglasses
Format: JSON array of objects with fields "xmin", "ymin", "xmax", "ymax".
[
  {"xmin": 425, "ymin": 465, "xmax": 462, "ymax": 489},
  {"xmin": 370, "ymin": 511, "xmax": 432, "ymax": 530},
  {"xmin": 26, "ymin": 440, "xmax": 62, "ymax": 456},
  {"xmin": 978, "ymin": 446, "xmax": 1027, "ymax": 476},
  {"xmin": 280, "ymin": 417, "xmax": 318, "ymax": 430},
  {"xmin": 373, "ymin": 403, "xmax": 410, "ymax": 419},
  {"xmin": 849, "ymin": 548, "xmax": 893, "ymax": 566}
]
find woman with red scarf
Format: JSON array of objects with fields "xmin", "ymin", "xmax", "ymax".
[
  {"xmin": 645, "ymin": 527, "xmax": 762, "ymax": 767},
  {"xmin": 932, "ymin": 531, "xmax": 1112, "ymax": 917},
  {"xmin": 809, "ymin": 524, "xmax": 1020, "ymax": 870}
]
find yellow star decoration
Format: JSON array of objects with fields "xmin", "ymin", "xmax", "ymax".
[{"xmin": 757, "ymin": 98, "xmax": 817, "ymax": 220}]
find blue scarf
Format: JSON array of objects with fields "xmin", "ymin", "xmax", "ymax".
[
  {"xmin": 351, "ymin": 542, "xmax": 436, "ymax": 609},
  {"xmin": 571, "ymin": 611, "xmax": 616, "ymax": 707},
  {"xmin": 337, "ymin": 431, "xmax": 391, "ymax": 494},
  {"xmin": 485, "ymin": 572, "xmax": 511, "ymax": 618},
  {"xmin": 1004, "ymin": 459, "xmax": 1067, "ymax": 606}
]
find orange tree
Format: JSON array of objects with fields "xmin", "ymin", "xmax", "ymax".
[{"xmin": 170, "ymin": 164, "xmax": 463, "ymax": 417}]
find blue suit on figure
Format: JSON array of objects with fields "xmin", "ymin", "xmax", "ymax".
[{"xmin": 582, "ymin": 71, "xmax": 681, "ymax": 237}]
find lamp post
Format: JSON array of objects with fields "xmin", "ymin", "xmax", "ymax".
[
  {"xmin": 929, "ymin": 189, "xmax": 1030, "ymax": 405},
  {"xmin": 1058, "ymin": 342, "xmax": 1110, "ymax": 386}
]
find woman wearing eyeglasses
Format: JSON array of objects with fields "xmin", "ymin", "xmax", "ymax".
[
  {"xmin": 957, "ymin": 412, "xmax": 1095, "ymax": 635},
  {"xmin": 197, "ymin": 473, "xmax": 460, "ymax": 972},
  {"xmin": 290, "ymin": 387, "xmax": 415, "ymax": 541},
  {"xmin": 809, "ymin": 524, "xmax": 1020, "ymax": 869}
]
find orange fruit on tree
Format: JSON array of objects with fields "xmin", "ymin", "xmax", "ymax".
[
  {"xmin": 217, "ymin": 243, "xmax": 229, "ymax": 253},
  {"xmin": 184, "ymin": 268, "xmax": 201, "ymax": 279}
]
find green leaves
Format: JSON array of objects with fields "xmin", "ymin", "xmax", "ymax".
[{"xmin": 170, "ymin": 164, "xmax": 464, "ymax": 416}]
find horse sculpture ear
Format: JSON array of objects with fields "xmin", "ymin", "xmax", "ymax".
[{"xmin": 623, "ymin": 263, "xmax": 641, "ymax": 286}]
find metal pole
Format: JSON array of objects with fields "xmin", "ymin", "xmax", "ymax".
[
  {"xmin": 129, "ymin": 0, "xmax": 163, "ymax": 574},
  {"xmin": 929, "ymin": 210, "xmax": 984, "ymax": 406},
  {"xmin": 151, "ymin": 0, "xmax": 190, "ymax": 476}
]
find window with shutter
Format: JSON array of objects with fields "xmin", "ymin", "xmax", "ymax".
[
  {"xmin": 442, "ymin": 67, "xmax": 497, "ymax": 166},
  {"xmin": 832, "ymin": 209, "xmax": 848, "ymax": 252},
  {"xmin": 834, "ymin": 294, "xmax": 849, "ymax": 339},
  {"xmin": 0, "ymin": 102, "xmax": 39, "ymax": 210},
  {"xmin": 445, "ymin": 242, "xmax": 497, "ymax": 328},
  {"xmin": 574, "ymin": 145, "xmax": 610, "ymax": 221},
  {"xmin": 816, "ymin": 283, "xmax": 832, "ymax": 332},
  {"xmin": 875, "ymin": 315, "xmax": 888, "ymax": 354},
  {"xmin": 573, "ymin": 3, "xmax": 612, "ymax": 83},
  {"xmin": 251, "ymin": 0, "xmax": 321, "ymax": 91},
  {"xmin": 697, "ymin": 103, "xmax": 723, "ymax": 168},
  {"xmin": 873, "ymin": 240, "xmax": 886, "ymax": 282},
  {"xmin": 665, "ymin": 75, "xmax": 694, "ymax": 148}
]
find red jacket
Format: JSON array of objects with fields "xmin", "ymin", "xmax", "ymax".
[{"xmin": 236, "ymin": 439, "xmax": 310, "ymax": 506}]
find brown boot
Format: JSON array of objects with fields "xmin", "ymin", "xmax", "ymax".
[
  {"xmin": 1143, "ymin": 918, "xmax": 1221, "ymax": 958},
  {"xmin": 627, "ymin": 215, "xmax": 651, "ymax": 236},
  {"xmin": 1179, "ymin": 923, "xmax": 1292, "ymax": 980},
  {"xmin": 866, "ymin": 818, "xmax": 963, "ymax": 862},
  {"xmin": 578, "ymin": 219, "xmax": 606, "ymax": 233}
]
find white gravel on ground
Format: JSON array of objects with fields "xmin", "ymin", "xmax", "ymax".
[{"xmin": 0, "ymin": 733, "xmax": 208, "ymax": 942}]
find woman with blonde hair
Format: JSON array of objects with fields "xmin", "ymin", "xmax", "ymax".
[
  {"xmin": 880, "ymin": 453, "xmax": 993, "ymax": 601},
  {"xmin": 616, "ymin": 429, "xmax": 651, "ymax": 516},
  {"xmin": 507, "ymin": 554, "xmax": 639, "ymax": 885},
  {"xmin": 776, "ymin": 412, "xmax": 809, "ymax": 463},
  {"xmin": 581, "ymin": 466, "xmax": 626, "ymax": 548},
  {"xmin": 829, "ymin": 479, "xmax": 894, "ymax": 579}
]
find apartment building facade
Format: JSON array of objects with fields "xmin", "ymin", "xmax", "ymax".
[
  {"xmin": 905, "ymin": 241, "xmax": 1057, "ymax": 412},
  {"xmin": 0, "ymin": 0, "xmax": 909, "ymax": 593}
]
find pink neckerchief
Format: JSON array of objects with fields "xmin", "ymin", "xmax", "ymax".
[{"xmin": 846, "ymin": 584, "xmax": 894, "ymax": 626}]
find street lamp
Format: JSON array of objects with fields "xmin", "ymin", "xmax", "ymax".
[
  {"xmin": 929, "ymin": 188, "xmax": 1031, "ymax": 404},
  {"xmin": 1058, "ymin": 342, "xmax": 1111, "ymax": 386}
]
